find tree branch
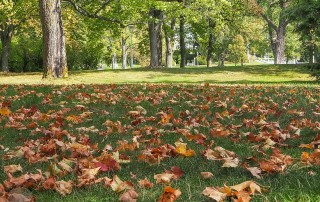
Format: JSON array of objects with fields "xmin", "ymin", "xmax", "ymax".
[{"xmin": 63, "ymin": 0, "xmax": 123, "ymax": 26}]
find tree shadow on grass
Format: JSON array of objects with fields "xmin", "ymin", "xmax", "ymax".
[
  {"xmin": 71, "ymin": 64, "xmax": 311, "ymax": 77},
  {"xmin": 126, "ymin": 79, "xmax": 319, "ymax": 85}
]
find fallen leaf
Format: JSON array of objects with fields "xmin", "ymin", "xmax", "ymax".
[
  {"xmin": 4, "ymin": 164, "xmax": 23, "ymax": 174},
  {"xmin": 119, "ymin": 189, "xmax": 138, "ymax": 202},
  {"xmin": 202, "ymin": 187, "xmax": 227, "ymax": 202},
  {"xmin": 138, "ymin": 178, "xmax": 154, "ymax": 189},
  {"xmin": 110, "ymin": 175, "xmax": 134, "ymax": 193},
  {"xmin": 55, "ymin": 180, "xmax": 73, "ymax": 196},
  {"xmin": 200, "ymin": 172, "xmax": 214, "ymax": 179},
  {"xmin": 158, "ymin": 186, "xmax": 181, "ymax": 202},
  {"xmin": 246, "ymin": 167, "xmax": 262, "ymax": 179},
  {"xmin": 154, "ymin": 173, "xmax": 175, "ymax": 184}
]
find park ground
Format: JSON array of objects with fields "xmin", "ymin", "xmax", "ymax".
[
  {"xmin": 0, "ymin": 64, "xmax": 318, "ymax": 85},
  {"xmin": 0, "ymin": 64, "xmax": 319, "ymax": 202}
]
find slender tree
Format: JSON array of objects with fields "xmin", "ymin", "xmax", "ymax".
[{"xmin": 39, "ymin": 0, "xmax": 68, "ymax": 78}]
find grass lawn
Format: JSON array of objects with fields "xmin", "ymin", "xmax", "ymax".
[
  {"xmin": 0, "ymin": 64, "xmax": 317, "ymax": 85},
  {"xmin": 0, "ymin": 65, "xmax": 319, "ymax": 201}
]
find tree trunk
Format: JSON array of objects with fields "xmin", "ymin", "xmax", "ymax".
[
  {"xmin": 179, "ymin": 15, "xmax": 186, "ymax": 68},
  {"xmin": 148, "ymin": 8, "xmax": 163, "ymax": 68},
  {"xmin": 0, "ymin": 25, "xmax": 14, "ymax": 72},
  {"xmin": 164, "ymin": 19, "xmax": 175, "ymax": 68},
  {"xmin": 157, "ymin": 27, "xmax": 163, "ymax": 66},
  {"xmin": 121, "ymin": 36, "xmax": 127, "ymax": 69},
  {"xmin": 39, "ymin": 0, "xmax": 68, "ymax": 78},
  {"xmin": 112, "ymin": 53, "xmax": 118, "ymax": 69},
  {"xmin": 206, "ymin": 20, "xmax": 215, "ymax": 68}
]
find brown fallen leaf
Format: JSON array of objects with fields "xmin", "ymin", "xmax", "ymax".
[
  {"xmin": 154, "ymin": 173, "xmax": 175, "ymax": 184},
  {"xmin": 158, "ymin": 186, "xmax": 181, "ymax": 202},
  {"xmin": 138, "ymin": 178, "xmax": 154, "ymax": 189},
  {"xmin": 43, "ymin": 177, "xmax": 56, "ymax": 190},
  {"xmin": 4, "ymin": 164, "xmax": 23, "ymax": 175},
  {"xmin": 246, "ymin": 167, "xmax": 262, "ymax": 179},
  {"xmin": 230, "ymin": 180, "xmax": 262, "ymax": 195},
  {"xmin": 110, "ymin": 175, "xmax": 134, "ymax": 193},
  {"xmin": 55, "ymin": 180, "xmax": 73, "ymax": 196},
  {"xmin": 119, "ymin": 189, "xmax": 138, "ymax": 202},
  {"xmin": 202, "ymin": 187, "xmax": 227, "ymax": 202},
  {"xmin": 200, "ymin": 172, "xmax": 214, "ymax": 179}
]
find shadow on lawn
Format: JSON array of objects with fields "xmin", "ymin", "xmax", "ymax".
[
  {"xmin": 71, "ymin": 64, "xmax": 311, "ymax": 76},
  {"xmin": 128, "ymin": 79, "xmax": 318, "ymax": 85}
]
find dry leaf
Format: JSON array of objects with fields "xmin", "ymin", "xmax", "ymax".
[
  {"xmin": 158, "ymin": 186, "xmax": 181, "ymax": 202},
  {"xmin": 154, "ymin": 173, "xmax": 175, "ymax": 184},
  {"xmin": 200, "ymin": 172, "xmax": 214, "ymax": 179},
  {"xmin": 138, "ymin": 178, "xmax": 154, "ymax": 189},
  {"xmin": 119, "ymin": 189, "xmax": 138, "ymax": 202},
  {"xmin": 202, "ymin": 187, "xmax": 227, "ymax": 202},
  {"xmin": 4, "ymin": 164, "xmax": 23, "ymax": 174},
  {"xmin": 55, "ymin": 180, "xmax": 73, "ymax": 196}
]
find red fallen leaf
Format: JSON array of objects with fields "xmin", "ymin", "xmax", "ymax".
[
  {"xmin": 259, "ymin": 159, "xmax": 282, "ymax": 173},
  {"xmin": 43, "ymin": 177, "xmax": 56, "ymax": 190},
  {"xmin": 158, "ymin": 186, "xmax": 181, "ymax": 202},
  {"xmin": 165, "ymin": 166, "xmax": 184, "ymax": 180},
  {"xmin": 95, "ymin": 153, "xmax": 121, "ymax": 172},
  {"xmin": 119, "ymin": 189, "xmax": 138, "ymax": 202},
  {"xmin": 138, "ymin": 178, "xmax": 154, "ymax": 189}
]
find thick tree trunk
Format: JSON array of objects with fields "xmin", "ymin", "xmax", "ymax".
[
  {"xmin": 0, "ymin": 25, "xmax": 14, "ymax": 72},
  {"xmin": 269, "ymin": 25, "xmax": 286, "ymax": 65},
  {"xmin": 164, "ymin": 20, "xmax": 175, "ymax": 68},
  {"xmin": 179, "ymin": 15, "xmax": 186, "ymax": 68},
  {"xmin": 121, "ymin": 36, "xmax": 127, "ymax": 69},
  {"xmin": 39, "ymin": 0, "xmax": 68, "ymax": 78},
  {"xmin": 148, "ymin": 8, "xmax": 163, "ymax": 68}
]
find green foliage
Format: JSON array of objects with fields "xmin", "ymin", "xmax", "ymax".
[{"xmin": 228, "ymin": 34, "xmax": 247, "ymax": 66}]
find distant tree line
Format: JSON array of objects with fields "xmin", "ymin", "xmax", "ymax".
[{"xmin": 0, "ymin": 0, "xmax": 319, "ymax": 78}]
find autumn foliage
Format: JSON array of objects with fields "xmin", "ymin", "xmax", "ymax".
[{"xmin": 0, "ymin": 84, "xmax": 319, "ymax": 201}]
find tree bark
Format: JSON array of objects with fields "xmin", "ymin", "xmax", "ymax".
[
  {"xmin": 164, "ymin": 19, "xmax": 175, "ymax": 68},
  {"xmin": 179, "ymin": 15, "xmax": 186, "ymax": 68},
  {"xmin": 260, "ymin": 1, "xmax": 289, "ymax": 65},
  {"xmin": 121, "ymin": 36, "xmax": 127, "ymax": 69},
  {"xmin": 157, "ymin": 27, "xmax": 163, "ymax": 66},
  {"xmin": 206, "ymin": 20, "xmax": 214, "ymax": 68},
  {"xmin": 148, "ymin": 8, "xmax": 163, "ymax": 68},
  {"xmin": 39, "ymin": 0, "xmax": 68, "ymax": 78},
  {"xmin": 0, "ymin": 25, "xmax": 14, "ymax": 72}
]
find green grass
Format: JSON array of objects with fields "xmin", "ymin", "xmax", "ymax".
[
  {"xmin": 0, "ymin": 64, "xmax": 317, "ymax": 85},
  {"xmin": 0, "ymin": 83, "xmax": 319, "ymax": 201}
]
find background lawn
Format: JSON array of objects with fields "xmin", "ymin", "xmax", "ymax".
[{"xmin": 0, "ymin": 64, "xmax": 317, "ymax": 85}]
